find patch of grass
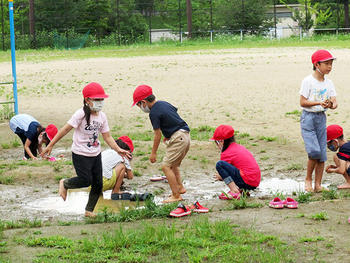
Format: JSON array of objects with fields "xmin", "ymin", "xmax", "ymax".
[
  {"xmin": 140, "ymin": 156, "xmax": 149, "ymax": 161},
  {"xmin": 86, "ymin": 199, "xmax": 178, "ymax": 224},
  {"xmin": 24, "ymin": 218, "xmax": 292, "ymax": 263},
  {"xmin": 322, "ymin": 189, "xmax": 339, "ymax": 200},
  {"xmin": 296, "ymin": 213, "xmax": 305, "ymax": 218},
  {"xmin": 11, "ymin": 139, "xmax": 21, "ymax": 148},
  {"xmin": 260, "ymin": 156, "xmax": 269, "ymax": 161},
  {"xmin": 286, "ymin": 163, "xmax": 303, "ymax": 171},
  {"xmin": 134, "ymin": 151, "xmax": 146, "ymax": 157},
  {"xmin": 258, "ymin": 136, "xmax": 277, "ymax": 142},
  {"xmin": 310, "ymin": 211, "xmax": 329, "ymax": 221},
  {"xmin": 296, "ymin": 191, "xmax": 312, "ymax": 203},
  {"xmin": 128, "ymin": 131, "xmax": 153, "ymax": 141},
  {"xmin": 223, "ymin": 196, "xmax": 263, "ymax": 210},
  {"xmin": 153, "ymin": 188, "xmax": 165, "ymax": 196},
  {"xmin": 190, "ymin": 125, "xmax": 215, "ymax": 141},
  {"xmin": 285, "ymin": 110, "xmax": 301, "ymax": 119},
  {"xmin": 0, "ymin": 218, "xmax": 43, "ymax": 230},
  {"xmin": 133, "ymin": 170, "xmax": 142, "ymax": 177},
  {"xmin": 270, "ymin": 191, "xmax": 286, "ymax": 201},
  {"xmin": 0, "ymin": 175, "xmax": 14, "ymax": 185},
  {"xmin": 299, "ymin": 236, "xmax": 325, "ymax": 243},
  {"xmin": 0, "ymin": 143, "xmax": 10, "ymax": 149},
  {"xmin": 54, "ymin": 174, "xmax": 70, "ymax": 182}
]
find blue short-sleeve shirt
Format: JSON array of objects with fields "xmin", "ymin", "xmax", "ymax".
[
  {"xmin": 149, "ymin": 101, "xmax": 189, "ymax": 139},
  {"xmin": 337, "ymin": 142, "xmax": 350, "ymax": 161}
]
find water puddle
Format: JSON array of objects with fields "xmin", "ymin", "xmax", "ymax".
[{"xmin": 26, "ymin": 189, "xmax": 141, "ymax": 215}]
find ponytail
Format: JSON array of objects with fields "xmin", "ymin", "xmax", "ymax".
[
  {"xmin": 222, "ymin": 136, "xmax": 235, "ymax": 152},
  {"xmin": 83, "ymin": 99, "xmax": 91, "ymax": 125}
]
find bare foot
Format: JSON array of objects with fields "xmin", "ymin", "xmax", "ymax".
[
  {"xmin": 305, "ymin": 180, "xmax": 313, "ymax": 192},
  {"xmin": 59, "ymin": 179, "xmax": 67, "ymax": 201},
  {"xmin": 179, "ymin": 186, "xmax": 186, "ymax": 194},
  {"xmin": 162, "ymin": 195, "xmax": 183, "ymax": 203},
  {"xmin": 85, "ymin": 211, "xmax": 97, "ymax": 218},
  {"xmin": 337, "ymin": 183, "xmax": 350, "ymax": 189},
  {"xmin": 314, "ymin": 186, "xmax": 328, "ymax": 193}
]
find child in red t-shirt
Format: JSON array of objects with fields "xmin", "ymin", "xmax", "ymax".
[{"xmin": 212, "ymin": 125, "xmax": 261, "ymax": 199}]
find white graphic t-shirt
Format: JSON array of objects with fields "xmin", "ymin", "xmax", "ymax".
[
  {"xmin": 299, "ymin": 74, "xmax": 336, "ymax": 112},
  {"xmin": 102, "ymin": 149, "xmax": 131, "ymax": 179},
  {"xmin": 68, "ymin": 108, "xmax": 109, "ymax": 157}
]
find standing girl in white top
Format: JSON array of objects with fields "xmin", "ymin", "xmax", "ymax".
[
  {"xmin": 41, "ymin": 82, "xmax": 131, "ymax": 217},
  {"xmin": 300, "ymin": 50, "xmax": 338, "ymax": 192}
]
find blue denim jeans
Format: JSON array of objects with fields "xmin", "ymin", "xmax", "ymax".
[{"xmin": 216, "ymin": 160, "xmax": 256, "ymax": 190}]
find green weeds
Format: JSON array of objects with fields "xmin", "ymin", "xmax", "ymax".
[
  {"xmin": 0, "ymin": 218, "xmax": 43, "ymax": 230},
  {"xmin": 0, "ymin": 175, "xmax": 14, "ymax": 185},
  {"xmin": 310, "ymin": 211, "xmax": 329, "ymax": 221},
  {"xmin": 286, "ymin": 163, "xmax": 303, "ymax": 171},
  {"xmin": 20, "ymin": 218, "xmax": 292, "ymax": 263},
  {"xmin": 296, "ymin": 191, "xmax": 312, "ymax": 203},
  {"xmin": 258, "ymin": 136, "xmax": 277, "ymax": 142},
  {"xmin": 299, "ymin": 236, "xmax": 325, "ymax": 243},
  {"xmin": 223, "ymin": 196, "xmax": 263, "ymax": 210},
  {"xmin": 190, "ymin": 125, "xmax": 215, "ymax": 141}
]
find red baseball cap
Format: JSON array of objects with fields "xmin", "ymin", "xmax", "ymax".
[
  {"xmin": 82, "ymin": 82, "xmax": 109, "ymax": 98},
  {"xmin": 119, "ymin": 136, "xmax": 134, "ymax": 152},
  {"xmin": 132, "ymin": 85, "xmax": 153, "ymax": 106},
  {"xmin": 327, "ymin": 125, "xmax": 343, "ymax": 142},
  {"xmin": 210, "ymin": 125, "xmax": 235, "ymax": 141},
  {"xmin": 311, "ymin": 50, "xmax": 336, "ymax": 65},
  {"xmin": 46, "ymin": 124, "xmax": 58, "ymax": 141}
]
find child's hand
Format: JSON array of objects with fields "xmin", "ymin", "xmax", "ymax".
[
  {"xmin": 118, "ymin": 149, "xmax": 132, "ymax": 159},
  {"xmin": 213, "ymin": 173, "xmax": 222, "ymax": 181},
  {"xmin": 41, "ymin": 146, "xmax": 53, "ymax": 158},
  {"xmin": 150, "ymin": 153, "xmax": 157, "ymax": 163},
  {"xmin": 325, "ymin": 164, "xmax": 336, "ymax": 173}
]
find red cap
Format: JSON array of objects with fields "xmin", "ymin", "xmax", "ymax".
[
  {"xmin": 211, "ymin": 125, "xmax": 235, "ymax": 140},
  {"xmin": 311, "ymin": 50, "xmax": 335, "ymax": 65},
  {"xmin": 327, "ymin": 125, "xmax": 343, "ymax": 141},
  {"xmin": 132, "ymin": 85, "xmax": 153, "ymax": 106},
  {"xmin": 46, "ymin": 124, "xmax": 58, "ymax": 141},
  {"xmin": 82, "ymin": 82, "xmax": 109, "ymax": 98},
  {"xmin": 119, "ymin": 136, "xmax": 134, "ymax": 152}
]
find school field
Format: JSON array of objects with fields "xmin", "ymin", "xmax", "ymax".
[{"xmin": 1, "ymin": 40, "xmax": 350, "ymax": 262}]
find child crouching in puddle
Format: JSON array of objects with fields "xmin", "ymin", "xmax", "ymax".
[{"xmin": 212, "ymin": 125, "xmax": 261, "ymax": 199}]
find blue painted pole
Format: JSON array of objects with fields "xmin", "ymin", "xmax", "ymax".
[{"xmin": 8, "ymin": 0, "xmax": 18, "ymax": 115}]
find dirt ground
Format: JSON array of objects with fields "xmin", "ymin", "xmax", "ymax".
[{"xmin": 1, "ymin": 47, "xmax": 350, "ymax": 262}]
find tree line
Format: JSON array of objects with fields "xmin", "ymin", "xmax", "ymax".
[{"xmin": 0, "ymin": 0, "xmax": 349, "ymax": 49}]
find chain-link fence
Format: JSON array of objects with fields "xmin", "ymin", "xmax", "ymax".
[{"xmin": 0, "ymin": 0, "xmax": 349, "ymax": 50}]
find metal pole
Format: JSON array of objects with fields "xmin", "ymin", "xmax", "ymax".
[
  {"xmin": 178, "ymin": 0, "xmax": 182, "ymax": 43},
  {"xmin": 210, "ymin": 0, "xmax": 213, "ymax": 42},
  {"xmin": 273, "ymin": 0, "xmax": 277, "ymax": 39},
  {"xmin": 305, "ymin": 0, "xmax": 308, "ymax": 35},
  {"xmin": 117, "ymin": 0, "xmax": 120, "ymax": 46},
  {"xmin": 149, "ymin": 3, "xmax": 152, "ymax": 44},
  {"xmin": 1, "ymin": 0, "xmax": 5, "ymax": 50},
  {"xmin": 241, "ymin": 0, "xmax": 244, "ymax": 39},
  {"xmin": 8, "ymin": 0, "xmax": 18, "ymax": 114},
  {"xmin": 336, "ymin": 0, "xmax": 340, "ymax": 35}
]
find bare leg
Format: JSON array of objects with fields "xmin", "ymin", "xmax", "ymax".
[
  {"xmin": 172, "ymin": 166, "xmax": 186, "ymax": 194},
  {"xmin": 227, "ymin": 181, "xmax": 240, "ymax": 194},
  {"xmin": 305, "ymin": 159, "xmax": 317, "ymax": 192},
  {"xmin": 112, "ymin": 164, "xmax": 126, "ymax": 194},
  {"xmin": 59, "ymin": 179, "xmax": 67, "ymax": 201},
  {"xmin": 162, "ymin": 165, "xmax": 182, "ymax": 203},
  {"xmin": 314, "ymin": 161, "xmax": 325, "ymax": 192}
]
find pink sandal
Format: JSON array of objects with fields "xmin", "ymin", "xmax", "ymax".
[
  {"xmin": 219, "ymin": 191, "xmax": 241, "ymax": 200},
  {"xmin": 269, "ymin": 197, "xmax": 284, "ymax": 209},
  {"xmin": 284, "ymin": 197, "xmax": 298, "ymax": 209}
]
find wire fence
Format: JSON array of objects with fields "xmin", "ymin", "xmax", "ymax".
[{"xmin": 0, "ymin": 0, "xmax": 349, "ymax": 50}]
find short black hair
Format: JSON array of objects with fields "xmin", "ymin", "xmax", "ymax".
[
  {"xmin": 145, "ymin": 94, "xmax": 155, "ymax": 103},
  {"xmin": 222, "ymin": 136, "xmax": 235, "ymax": 152},
  {"xmin": 313, "ymin": 62, "xmax": 320, "ymax": 71},
  {"xmin": 337, "ymin": 135, "xmax": 344, "ymax": 140},
  {"xmin": 115, "ymin": 139, "xmax": 130, "ymax": 151}
]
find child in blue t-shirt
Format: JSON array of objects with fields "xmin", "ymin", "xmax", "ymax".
[{"xmin": 325, "ymin": 125, "xmax": 350, "ymax": 189}]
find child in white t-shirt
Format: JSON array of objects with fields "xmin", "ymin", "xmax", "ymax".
[
  {"xmin": 102, "ymin": 136, "xmax": 134, "ymax": 197},
  {"xmin": 42, "ymin": 82, "xmax": 131, "ymax": 217},
  {"xmin": 300, "ymin": 50, "xmax": 338, "ymax": 192}
]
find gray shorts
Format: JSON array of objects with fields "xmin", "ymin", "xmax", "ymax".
[{"xmin": 300, "ymin": 110, "xmax": 327, "ymax": 162}]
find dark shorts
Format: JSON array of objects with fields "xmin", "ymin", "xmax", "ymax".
[{"xmin": 216, "ymin": 160, "xmax": 256, "ymax": 191}]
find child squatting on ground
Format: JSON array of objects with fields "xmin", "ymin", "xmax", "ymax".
[
  {"xmin": 212, "ymin": 125, "xmax": 261, "ymax": 200},
  {"xmin": 132, "ymin": 85, "xmax": 190, "ymax": 203},
  {"xmin": 300, "ymin": 49, "xmax": 338, "ymax": 193},
  {"xmin": 101, "ymin": 136, "xmax": 134, "ymax": 198},
  {"xmin": 9, "ymin": 114, "xmax": 57, "ymax": 160},
  {"xmin": 41, "ymin": 82, "xmax": 131, "ymax": 217},
  {"xmin": 325, "ymin": 125, "xmax": 350, "ymax": 189}
]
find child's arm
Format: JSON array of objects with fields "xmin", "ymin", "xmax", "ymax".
[
  {"xmin": 329, "ymin": 97, "xmax": 338, "ymax": 109},
  {"xmin": 125, "ymin": 169, "xmax": 133, "ymax": 180},
  {"xmin": 326, "ymin": 159, "xmax": 346, "ymax": 174},
  {"xmin": 24, "ymin": 139, "xmax": 37, "ymax": 160},
  {"xmin": 102, "ymin": 132, "xmax": 132, "ymax": 159},
  {"xmin": 150, "ymin": 129, "xmax": 161, "ymax": 163},
  {"xmin": 300, "ymin": 95, "xmax": 327, "ymax": 108},
  {"xmin": 41, "ymin": 123, "xmax": 73, "ymax": 157}
]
